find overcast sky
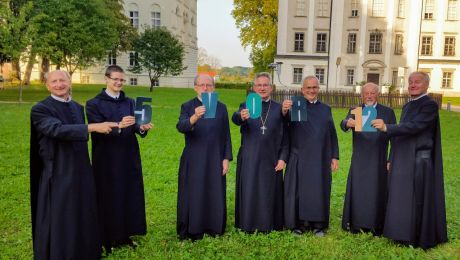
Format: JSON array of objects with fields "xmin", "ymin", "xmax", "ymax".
[{"xmin": 197, "ymin": 0, "xmax": 251, "ymax": 67}]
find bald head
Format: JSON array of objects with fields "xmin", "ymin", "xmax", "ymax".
[
  {"xmin": 361, "ymin": 82, "xmax": 379, "ymax": 106},
  {"xmin": 194, "ymin": 74, "xmax": 215, "ymax": 98},
  {"xmin": 45, "ymin": 70, "xmax": 72, "ymax": 100}
]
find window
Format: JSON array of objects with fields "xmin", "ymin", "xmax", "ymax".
[
  {"xmin": 315, "ymin": 68, "xmax": 325, "ymax": 84},
  {"xmin": 347, "ymin": 33, "xmax": 357, "ymax": 53},
  {"xmin": 444, "ymin": 36, "xmax": 456, "ymax": 56},
  {"xmin": 392, "ymin": 70, "xmax": 398, "ymax": 86},
  {"xmin": 293, "ymin": 68, "xmax": 303, "ymax": 84},
  {"xmin": 129, "ymin": 11, "xmax": 139, "ymax": 29},
  {"xmin": 316, "ymin": 33, "xmax": 327, "ymax": 52},
  {"xmin": 81, "ymin": 75, "xmax": 90, "ymax": 84},
  {"xmin": 294, "ymin": 33, "xmax": 304, "ymax": 52},
  {"xmin": 107, "ymin": 52, "xmax": 116, "ymax": 65},
  {"xmin": 129, "ymin": 52, "xmax": 139, "ymax": 67},
  {"xmin": 447, "ymin": 0, "xmax": 458, "ymax": 20},
  {"xmin": 421, "ymin": 36, "xmax": 433, "ymax": 55},
  {"xmin": 371, "ymin": 0, "xmax": 385, "ymax": 17},
  {"xmin": 397, "ymin": 0, "xmax": 405, "ymax": 17},
  {"xmin": 369, "ymin": 32, "xmax": 382, "ymax": 54},
  {"xmin": 152, "ymin": 12, "xmax": 161, "ymax": 28},
  {"xmin": 317, "ymin": 0, "xmax": 329, "ymax": 17},
  {"xmin": 424, "ymin": 0, "xmax": 434, "ymax": 19},
  {"xmin": 152, "ymin": 79, "xmax": 159, "ymax": 87},
  {"xmin": 130, "ymin": 78, "xmax": 138, "ymax": 86},
  {"xmin": 395, "ymin": 34, "xmax": 404, "ymax": 55},
  {"xmin": 442, "ymin": 72, "xmax": 453, "ymax": 88},
  {"xmin": 351, "ymin": 0, "xmax": 359, "ymax": 17},
  {"xmin": 296, "ymin": 0, "xmax": 306, "ymax": 16},
  {"xmin": 347, "ymin": 69, "xmax": 355, "ymax": 85}
]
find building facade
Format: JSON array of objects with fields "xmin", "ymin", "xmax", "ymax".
[
  {"xmin": 274, "ymin": 0, "xmax": 460, "ymax": 95},
  {"xmin": 19, "ymin": 0, "xmax": 197, "ymax": 88}
]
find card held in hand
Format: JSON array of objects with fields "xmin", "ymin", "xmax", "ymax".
[{"xmin": 134, "ymin": 96, "xmax": 152, "ymax": 125}]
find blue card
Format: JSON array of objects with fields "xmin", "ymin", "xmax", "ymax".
[
  {"xmin": 202, "ymin": 92, "xmax": 218, "ymax": 119},
  {"xmin": 134, "ymin": 96, "xmax": 152, "ymax": 125},
  {"xmin": 362, "ymin": 105, "xmax": 377, "ymax": 132},
  {"xmin": 246, "ymin": 92, "xmax": 262, "ymax": 119},
  {"xmin": 291, "ymin": 96, "xmax": 307, "ymax": 122}
]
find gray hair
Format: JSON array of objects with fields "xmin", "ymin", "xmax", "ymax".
[
  {"xmin": 194, "ymin": 74, "xmax": 214, "ymax": 86},
  {"xmin": 409, "ymin": 71, "xmax": 430, "ymax": 86},
  {"xmin": 361, "ymin": 82, "xmax": 380, "ymax": 93},
  {"xmin": 44, "ymin": 70, "xmax": 71, "ymax": 82},
  {"xmin": 253, "ymin": 72, "xmax": 272, "ymax": 86},
  {"xmin": 302, "ymin": 75, "xmax": 319, "ymax": 86}
]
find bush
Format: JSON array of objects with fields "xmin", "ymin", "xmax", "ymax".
[{"xmin": 215, "ymin": 82, "xmax": 251, "ymax": 90}]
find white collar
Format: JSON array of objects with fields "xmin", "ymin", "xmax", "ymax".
[
  {"xmin": 307, "ymin": 99, "xmax": 318, "ymax": 104},
  {"xmin": 364, "ymin": 102, "xmax": 378, "ymax": 108},
  {"xmin": 51, "ymin": 94, "xmax": 71, "ymax": 103},
  {"xmin": 105, "ymin": 89, "xmax": 120, "ymax": 99},
  {"xmin": 410, "ymin": 93, "xmax": 428, "ymax": 101}
]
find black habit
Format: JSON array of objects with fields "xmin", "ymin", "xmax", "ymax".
[
  {"xmin": 232, "ymin": 100, "xmax": 288, "ymax": 232},
  {"xmin": 30, "ymin": 96, "xmax": 101, "ymax": 259},
  {"xmin": 284, "ymin": 100, "xmax": 339, "ymax": 230},
  {"xmin": 340, "ymin": 104, "xmax": 396, "ymax": 233},
  {"xmin": 176, "ymin": 97, "xmax": 232, "ymax": 239},
  {"xmin": 86, "ymin": 90, "xmax": 147, "ymax": 245},
  {"xmin": 383, "ymin": 95, "xmax": 447, "ymax": 249}
]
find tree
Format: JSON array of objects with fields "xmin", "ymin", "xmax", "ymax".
[
  {"xmin": 33, "ymin": 0, "xmax": 120, "ymax": 76},
  {"xmin": 130, "ymin": 27, "xmax": 186, "ymax": 92},
  {"xmin": 232, "ymin": 0, "xmax": 278, "ymax": 72}
]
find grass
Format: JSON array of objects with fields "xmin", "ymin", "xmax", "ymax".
[{"xmin": 1, "ymin": 84, "xmax": 459, "ymax": 258}]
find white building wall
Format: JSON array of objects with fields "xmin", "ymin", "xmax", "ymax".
[{"xmin": 275, "ymin": 0, "xmax": 460, "ymax": 95}]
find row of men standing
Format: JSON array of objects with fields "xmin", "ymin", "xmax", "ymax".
[{"xmin": 177, "ymin": 72, "xmax": 447, "ymax": 250}]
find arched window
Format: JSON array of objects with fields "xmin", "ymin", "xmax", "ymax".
[
  {"xmin": 151, "ymin": 4, "xmax": 161, "ymax": 28},
  {"xmin": 128, "ymin": 3, "xmax": 139, "ymax": 29}
]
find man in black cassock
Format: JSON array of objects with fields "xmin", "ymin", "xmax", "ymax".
[
  {"xmin": 30, "ymin": 70, "xmax": 118, "ymax": 259},
  {"xmin": 282, "ymin": 75, "xmax": 339, "ymax": 237},
  {"xmin": 232, "ymin": 72, "xmax": 288, "ymax": 233},
  {"xmin": 86, "ymin": 65, "xmax": 153, "ymax": 253},
  {"xmin": 372, "ymin": 71, "xmax": 447, "ymax": 249},
  {"xmin": 340, "ymin": 82, "xmax": 396, "ymax": 235},
  {"xmin": 176, "ymin": 74, "xmax": 232, "ymax": 240}
]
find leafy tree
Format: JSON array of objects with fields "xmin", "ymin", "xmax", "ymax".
[
  {"xmin": 232, "ymin": 0, "xmax": 278, "ymax": 72},
  {"xmin": 102, "ymin": 0, "xmax": 138, "ymax": 52},
  {"xmin": 130, "ymin": 27, "xmax": 186, "ymax": 92},
  {"xmin": 33, "ymin": 0, "xmax": 119, "ymax": 75}
]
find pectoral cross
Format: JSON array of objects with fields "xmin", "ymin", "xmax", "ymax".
[{"xmin": 261, "ymin": 126, "xmax": 267, "ymax": 135}]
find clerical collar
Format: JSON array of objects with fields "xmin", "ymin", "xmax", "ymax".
[
  {"xmin": 105, "ymin": 89, "xmax": 120, "ymax": 99},
  {"xmin": 307, "ymin": 99, "xmax": 318, "ymax": 104},
  {"xmin": 410, "ymin": 93, "xmax": 428, "ymax": 101},
  {"xmin": 197, "ymin": 96, "xmax": 202, "ymax": 102},
  {"xmin": 51, "ymin": 94, "xmax": 72, "ymax": 103},
  {"xmin": 262, "ymin": 98, "xmax": 271, "ymax": 103},
  {"xmin": 364, "ymin": 102, "xmax": 378, "ymax": 108}
]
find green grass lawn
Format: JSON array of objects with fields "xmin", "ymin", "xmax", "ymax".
[
  {"xmin": 1, "ymin": 85, "xmax": 459, "ymax": 258},
  {"xmin": 443, "ymin": 97, "xmax": 460, "ymax": 106}
]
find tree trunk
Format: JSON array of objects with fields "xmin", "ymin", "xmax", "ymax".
[
  {"xmin": 22, "ymin": 53, "xmax": 36, "ymax": 85},
  {"xmin": 40, "ymin": 57, "xmax": 50, "ymax": 83},
  {"xmin": 11, "ymin": 59, "xmax": 21, "ymax": 80}
]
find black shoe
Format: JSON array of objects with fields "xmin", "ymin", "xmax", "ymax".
[
  {"xmin": 313, "ymin": 229, "xmax": 325, "ymax": 237},
  {"xmin": 292, "ymin": 228, "xmax": 304, "ymax": 236},
  {"xmin": 103, "ymin": 244, "xmax": 113, "ymax": 256}
]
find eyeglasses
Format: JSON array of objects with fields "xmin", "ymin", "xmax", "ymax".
[
  {"xmin": 304, "ymin": 86, "xmax": 319, "ymax": 90},
  {"xmin": 107, "ymin": 76, "xmax": 126, "ymax": 83},
  {"xmin": 255, "ymin": 84, "xmax": 271, "ymax": 88},
  {"xmin": 196, "ymin": 84, "xmax": 214, "ymax": 88}
]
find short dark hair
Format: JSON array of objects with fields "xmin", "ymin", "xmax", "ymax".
[{"xmin": 105, "ymin": 65, "xmax": 124, "ymax": 77}]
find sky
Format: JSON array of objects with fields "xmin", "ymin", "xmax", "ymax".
[{"xmin": 197, "ymin": 0, "xmax": 251, "ymax": 68}]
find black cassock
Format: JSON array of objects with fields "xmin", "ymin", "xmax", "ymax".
[
  {"xmin": 30, "ymin": 96, "xmax": 100, "ymax": 259},
  {"xmin": 86, "ymin": 90, "xmax": 147, "ymax": 245},
  {"xmin": 340, "ymin": 104, "xmax": 396, "ymax": 233},
  {"xmin": 383, "ymin": 95, "xmax": 447, "ymax": 249},
  {"xmin": 232, "ymin": 100, "xmax": 288, "ymax": 232},
  {"xmin": 176, "ymin": 98, "xmax": 232, "ymax": 239},
  {"xmin": 284, "ymin": 100, "xmax": 339, "ymax": 230}
]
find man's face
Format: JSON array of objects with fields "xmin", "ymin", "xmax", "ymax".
[
  {"xmin": 194, "ymin": 75, "xmax": 215, "ymax": 98},
  {"xmin": 361, "ymin": 85, "xmax": 379, "ymax": 106},
  {"xmin": 46, "ymin": 71, "xmax": 71, "ymax": 100},
  {"xmin": 105, "ymin": 71, "xmax": 125, "ymax": 93},
  {"xmin": 253, "ymin": 76, "xmax": 272, "ymax": 101},
  {"xmin": 408, "ymin": 73, "xmax": 429, "ymax": 97},
  {"xmin": 301, "ymin": 78, "xmax": 319, "ymax": 102}
]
